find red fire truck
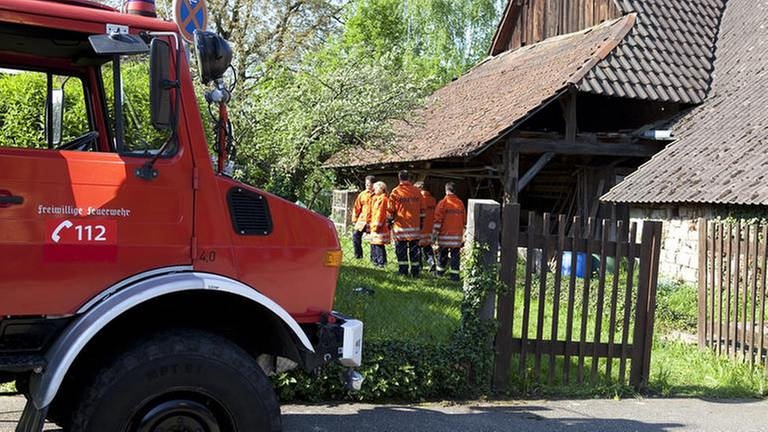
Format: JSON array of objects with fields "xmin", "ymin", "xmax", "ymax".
[{"xmin": 0, "ymin": 1, "xmax": 363, "ymax": 431}]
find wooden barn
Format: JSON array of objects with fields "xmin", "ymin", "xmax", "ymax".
[{"xmin": 326, "ymin": 0, "xmax": 726, "ymax": 226}]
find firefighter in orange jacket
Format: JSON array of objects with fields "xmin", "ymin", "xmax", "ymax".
[
  {"xmin": 415, "ymin": 181, "xmax": 437, "ymax": 273},
  {"xmin": 351, "ymin": 175, "xmax": 375, "ymax": 260},
  {"xmin": 368, "ymin": 181, "xmax": 390, "ymax": 267},
  {"xmin": 433, "ymin": 182, "xmax": 466, "ymax": 281},
  {"xmin": 388, "ymin": 170, "xmax": 427, "ymax": 277}
]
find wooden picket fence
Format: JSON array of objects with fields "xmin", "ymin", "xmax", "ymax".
[
  {"xmin": 494, "ymin": 205, "xmax": 662, "ymax": 390},
  {"xmin": 698, "ymin": 219, "xmax": 768, "ymax": 370}
]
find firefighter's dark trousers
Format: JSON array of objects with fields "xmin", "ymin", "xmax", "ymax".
[
  {"xmin": 352, "ymin": 229, "xmax": 365, "ymax": 259},
  {"xmin": 395, "ymin": 240, "xmax": 421, "ymax": 277},
  {"xmin": 438, "ymin": 247, "xmax": 461, "ymax": 281},
  {"xmin": 422, "ymin": 245, "xmax": 436, "ymax": 272},
  {"xmin": 370, "ymin": 244, "xmax": 387, "ymax": 267}
]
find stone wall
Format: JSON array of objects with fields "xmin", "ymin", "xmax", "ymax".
[{"xmin": 629, "ymin": 206, "xmax": 717, "ymax": 284}]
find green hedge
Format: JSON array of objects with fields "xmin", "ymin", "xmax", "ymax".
[
  {"xmin": 274, "ymin": 246, "xmax": 500, "ymax": 402},
  {"xmin": 275, "ymin": 335, "xmax": 492, "ymax": 402}
]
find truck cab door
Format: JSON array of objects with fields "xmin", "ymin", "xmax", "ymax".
[{"xmin": 0, "ymin": 63, "xmax": 193, "ymax": 317}]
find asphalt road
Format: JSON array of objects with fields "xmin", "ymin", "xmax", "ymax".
[{"xmin": 1, "ymin": 395, "xmax": 767, "ymax": 431}]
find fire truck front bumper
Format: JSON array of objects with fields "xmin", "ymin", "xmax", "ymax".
[
  {"xmin": 333, "ymin": 315, "xmax": 364, "ymax": 391},
  {"xmin": 303, "ymin": 312, "xmax": 364, "ymax": 390}
]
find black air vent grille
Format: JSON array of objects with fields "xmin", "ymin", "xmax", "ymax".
[{"xmin": 228, "ymin": 188, "xmax": 273, "ymax": 236}]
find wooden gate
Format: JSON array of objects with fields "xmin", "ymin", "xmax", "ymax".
[
  {"xmin": 493, "ymin": 205, "xmax": 662, "ymax": 390},
  {"xmin": 698, "ymin": 219, "xmax": 768, "ymax": 370}
]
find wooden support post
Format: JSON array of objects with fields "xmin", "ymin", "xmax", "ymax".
[
  {"xmin": 464, "ymin": 199, "xmax": 501, "ymax": 323},
  {"xmin": 505, "ymin": 141, "xmax": 520, "ymax": 204},
  {"xmin": 562, "ymin": 91, "xmax": 577, "ymax": 143},
  {"xmin": 640, "ymin": 222, "xmax": 662, "ymax": 386},
  {"xmin": 492, "ymin": 140, "xmax": 521, "ymax": 390},
  {"xmin": 630, "ymin": 221, "xmax": 662, "ymax": 389}
]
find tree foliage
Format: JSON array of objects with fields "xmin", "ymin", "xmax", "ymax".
[
  {"xmin": 100, "ymin": 0, "xmax": 504, "ymax": 212},
  {"xmin": 344, "ymin": 0, "xmax": 505, "ymax": 85},
  {"xmin": 146, "ymin": 0, "xmax": 346, "ymax": 89},
  {"xmin": 216, "ymin": 0, "xmax": 504, "ymax": 212},
  {"xmin": 232, "ymin": 46, "xmax": 428, "ymax": 209}
]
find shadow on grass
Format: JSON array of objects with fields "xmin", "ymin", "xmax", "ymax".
[{"xmin": 283, "ymin": 404, "xmax": 683, "ymax": 432}]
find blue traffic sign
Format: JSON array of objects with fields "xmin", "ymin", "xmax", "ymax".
[{"xmin": 173, "ymin": 0, "xmax": 208, "ymax": 42}]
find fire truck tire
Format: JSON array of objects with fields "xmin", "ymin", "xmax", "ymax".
[{"xmin": 67, "ymin": 328, "xmax": 282, "ymax": 432}]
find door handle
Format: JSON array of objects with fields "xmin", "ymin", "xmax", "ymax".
[{"xmin": 0, "ymin": 190, "xmax": 23, "ymax": 207}]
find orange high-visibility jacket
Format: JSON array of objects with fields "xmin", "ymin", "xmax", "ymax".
[
  {"xmin": 352, "ymin": 189, "xmax": 373, "ymax": 231},
  {"xmin": 388, "ymin": 181, "xmax": 426, "ymax": 241},
  {"xmin": 419, "ymin": 189, "xmax": 437, "ymax": 246},
  {"xmin": 433, "ymin": 193, "xmax": 466, "ymax": 248},
  {"xmin": 368, "ymin": 193, "xmax": 390, "ymax": 245}
]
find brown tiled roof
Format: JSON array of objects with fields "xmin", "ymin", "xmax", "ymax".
[
  {"xmin": 324, "ymin": 15, "xmax": 636, "ymax": 168},
  {"xmin": 577, "ymin": 0, "xmax": 726, "ymax": 104},
  {"xmin": 603, "ymin": 0, "xmax": 768, "ymax": 205}
]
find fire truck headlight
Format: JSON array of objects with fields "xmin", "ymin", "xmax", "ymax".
[{"xmin": 194, "ymin": 30, "xmax": 233, "ymax": 85}]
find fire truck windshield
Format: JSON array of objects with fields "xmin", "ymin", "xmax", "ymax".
[{"xmin": 0, "ymin": 23, "xmax": 176, "ymax": 158}]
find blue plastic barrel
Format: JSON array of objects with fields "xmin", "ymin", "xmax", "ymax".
[{"xmin": 562, "ymin": 251, "xmax": 588, "ymax": 278}]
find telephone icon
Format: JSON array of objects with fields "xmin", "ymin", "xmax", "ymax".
[{"xmin": 51, "ymin": 220, "xmax": 74, "ymax": 243}]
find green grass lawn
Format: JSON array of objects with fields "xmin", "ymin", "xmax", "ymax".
[
  {"xmin": 650, "ymin": 339, "xmax": 768, "ymax": 398},
  {"xmin": 649, "ymin": 281, "xmax": 767, "ymax": 399},
  {"xmin": 335, "ymin": 237, "xmax": 463, "ymax": 342},
  {"xmin": 334, "ymin": 234, "xmax": 768, "ymax": 398}
]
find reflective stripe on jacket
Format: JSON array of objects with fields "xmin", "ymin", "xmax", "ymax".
[
  {"xmin": 433, "ymin": 194, "xmax": 466, "ymax": 248},
  {"xmin": 419, "ymin": 190, "xmax": 437, "ymax": 246},
  {"xmin": 368, "ymin": 193, "xmax": 390, "ymax": 245},
  {"xmin": 352, "ymin": 190, "xmax": 373, "ymax": 231},
  {"xmin": 388, "ymin": 181, "xmax": 426, "ymax": 241}
]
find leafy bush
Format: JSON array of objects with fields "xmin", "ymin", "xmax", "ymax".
[
  {"xmin": 0, "ymin": 71, "xmax": 88, "ymax": 148},
  {"xmin": 0, "ymin": 64, "xmax": 162, "ymax": 152},
  {"xmin": 274, "ymin": 244, "xmax": 500, "ymax": 402},
  {"xmin": 275, "ymin": 338, "xmax": 490, "ymax": 402}
]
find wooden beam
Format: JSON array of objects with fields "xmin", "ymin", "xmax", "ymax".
[
  {"xmin": 515, "ymin": 137, "xmax": 664, "ymax": 157},
  {"xmin": 518, "ymin": 152, "xmax": 555, "ymax": 192}
]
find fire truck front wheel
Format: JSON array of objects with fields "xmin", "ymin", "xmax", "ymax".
[{"xmin": 67, "ymin": 328, "xmax": 281, "ymax": 432}]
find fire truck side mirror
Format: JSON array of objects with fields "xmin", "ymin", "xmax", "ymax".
[{"xmin": 149, "ymin": 38, "xmax": 173, "ymax": 130}]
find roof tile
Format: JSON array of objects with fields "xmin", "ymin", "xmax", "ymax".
[
  {"xmin": 577, "ymin": 0, "xmax": 726, "ymax": 104},
  {"xmin": 603, "ymin": 0, "xmax": 768, "ymax": 205},
  {"xmin": 325, "ymin": 17, "xmax": 635, "ymax": 168}
]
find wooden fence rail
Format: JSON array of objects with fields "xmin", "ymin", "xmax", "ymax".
[
  {"xmin": 698, "ymin": 219, "xmax": 768, "ymax": 370},
  {"xmin": 493, "ymin": 205, "xmax": 662, "ymax": 390}
]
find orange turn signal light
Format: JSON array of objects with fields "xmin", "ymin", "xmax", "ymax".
[{"xmin": 324, "ymin": 250, "xmax": 343, "ymax": 268}]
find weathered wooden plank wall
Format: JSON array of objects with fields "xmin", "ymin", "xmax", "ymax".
[{"xmin": 492, "ymin": 0, "xmax": 621, "ymax": 55}]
